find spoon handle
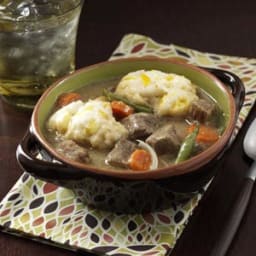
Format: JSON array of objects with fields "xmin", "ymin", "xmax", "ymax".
[{"xmin": 209, "ymin": 166, "xmax": 256, "ymax": 256}]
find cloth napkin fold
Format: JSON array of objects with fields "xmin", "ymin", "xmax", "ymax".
[{"xmin": 0, "ymin": 34, "xmax": 255, "ymax": 256}]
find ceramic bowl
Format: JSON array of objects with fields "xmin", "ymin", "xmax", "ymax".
[{"xmin": 16, "ymin": 58, "xmax": 245, "ymax": 213}]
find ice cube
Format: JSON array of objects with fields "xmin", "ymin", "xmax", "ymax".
[{"xmin": 0, "ymin": 0, "xmax": 81, "ymax": 21}]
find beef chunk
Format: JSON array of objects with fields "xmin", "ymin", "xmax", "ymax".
[
  {"xmin": 189, "ymin": 98, "xmax": 216, "ymax": 122},
  {"xmin": 146, "ymin": 123, "xmax": 182, "ymax": 154},
  {"xmin": 106, "ymin": 139, "xmax": 137, "ymax": 168},
  {"xmin": 122, "ymin": 113, "xmax": 159, "ymax": 139},
  {"xmin": 56, "ymin": 140, "xmax": 90, "ymax": 163}
]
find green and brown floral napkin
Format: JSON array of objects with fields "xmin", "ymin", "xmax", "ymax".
[{"xmin": 0, "ymin": 34, "xmax": 256, "ymax": 256}]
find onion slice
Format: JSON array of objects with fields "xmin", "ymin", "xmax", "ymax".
[{"xmin": 136, "ymin": 140, "xmax": 158, "ymax": 170}]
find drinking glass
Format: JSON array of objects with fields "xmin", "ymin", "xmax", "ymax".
[{"xmin": 0, "ymin": 0, "xmax": 84, "ymax": 110}]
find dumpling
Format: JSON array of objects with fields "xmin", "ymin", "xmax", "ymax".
[
  {"xmin": 156, "ymin": 89, "xmax": 198, "ymax": 116},
  {"xmin": 48, "ymin": 99, "xmax": 128, "ymax": 149},
  {"xmin": 47, "ymin": 100, "xmax": 84, "ymax": 134},
  {"xmin": 115, "ymin": 70, "xmax": 166, "ymax": 105},
  {"xmin": 115, "ymin": 69, "xmax": 198, "ymax": 116},
  {"xmin": 65, "ymin": 99, "xmax": 128, "ymax": 149}
]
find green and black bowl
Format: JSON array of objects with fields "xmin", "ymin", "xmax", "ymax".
[{"xmin": 16, "ymin": 58, "xmax": 245, "ymax": 213}]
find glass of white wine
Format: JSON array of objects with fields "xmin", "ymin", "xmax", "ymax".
[{"xmin": 0, "ymin": 0, "xmax": 84, "ymax": 110}]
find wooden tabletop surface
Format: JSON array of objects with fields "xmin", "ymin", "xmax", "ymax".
[{"xmin": 1, "ymin": 1, "xmax": 256, "ymax": 255}]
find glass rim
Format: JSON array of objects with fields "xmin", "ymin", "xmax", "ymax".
[{"xmin": 0, "ymin": 0, "xmax": 84, "ymax": 23}]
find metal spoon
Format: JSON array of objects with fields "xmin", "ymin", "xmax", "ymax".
[{"xmin": 210, "ymin": 118, "xmax": 256, "ymax": 256}]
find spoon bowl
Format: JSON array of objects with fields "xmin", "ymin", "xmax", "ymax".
[{"xmin": 243, "ymin": 118, "xmax": 256, "ymax": 160}]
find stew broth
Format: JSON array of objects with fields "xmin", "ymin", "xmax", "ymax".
[{"xmin": 44, "ymin": 74, "xmax": 225, "ymax": 171}]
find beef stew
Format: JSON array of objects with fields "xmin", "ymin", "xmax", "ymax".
[{"xmin": 45, "ymin": 70, "xmax": 225, "ymax": 172}]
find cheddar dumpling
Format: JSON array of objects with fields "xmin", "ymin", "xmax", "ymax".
[
  {"xmin": 156, "ymin": 89, "xmax": 198, "ymax": 116},
  {"xmin": 65, "ymin": 99, "xmax": 128, "ymax": 149},
  {"xmin": 115, "ymin": 70, "xmax": 166, "ymax": 105},
  {"xmin": 47, "ymin": 100, "xmax": 84, "ymax": 134},
  {"xmin": 115, "ymin": 70, "xmax": 198, "ymax": 116}
]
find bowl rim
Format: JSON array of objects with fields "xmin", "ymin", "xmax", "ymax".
[{"xmin": 31, "ymin": 57, "xmax": 236, "ymax": 180}]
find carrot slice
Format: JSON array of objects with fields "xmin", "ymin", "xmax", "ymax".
[
  {"xmin": 128, "ymin": 149, "xmax": 152, "ymax": 171},
  {"xmin": 111, "ymin": 100, "xmax": 134, "ymax": 119},
  {"xmin": 188, "ymin": 123, "xmax": 219, "ymax": 143},
  {"xmin": 57, "ymin": 92, "xmax": 82, "ymax": 107}
]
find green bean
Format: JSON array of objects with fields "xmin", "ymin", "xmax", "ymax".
[
  {"xmin": 103, "ymin": 89, "xmax": 153, "ymax": 113},
  {"xmin": 175, "ymin": 123, "xmax": 200, "ymax": 164}
]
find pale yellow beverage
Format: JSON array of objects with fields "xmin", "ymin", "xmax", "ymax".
[{"xmin": 0, "ymin": 0, "xmax": 83, "ymax": 110}]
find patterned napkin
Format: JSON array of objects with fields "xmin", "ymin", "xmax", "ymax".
[{"xmin": 0, "ymin": 34, "xmax": 255, "ymax": 256}]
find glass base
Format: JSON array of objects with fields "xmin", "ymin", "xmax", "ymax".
[{"xmin": 1, "ymin": 95, "xmax": 41, "ymax": 111}]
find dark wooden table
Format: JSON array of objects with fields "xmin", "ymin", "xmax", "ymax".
[{"xmin": 1, "ymin": 1, "xmax": 256, "ymax": 255}]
